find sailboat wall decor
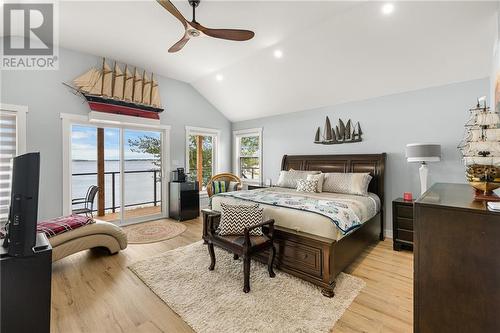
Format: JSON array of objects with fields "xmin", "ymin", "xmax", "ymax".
[
  {"xmin": 458, "ymin": 96, "xmax": 500, "ymax": 200},
  {"xmin": 314, "ymin": 116, "xmax": 363, "ymax": 145},
  {"xmin": 64, "ymin": 58, "xmax": 164, "ymax": 120}
]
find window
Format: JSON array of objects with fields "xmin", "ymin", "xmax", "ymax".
[
  {"xmin": 0, "ymin": 105, "xmax": 27, "ymax": 223},
  {"xmin": 234, "ymin": 128, "xmax": 262, "ymax": 184},
  {"xmin": 186, "ymin": 127, "xmax": 219, "ymax": 191}
]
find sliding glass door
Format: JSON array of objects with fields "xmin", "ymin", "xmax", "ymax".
[
  {"xmin": 70, "ymin": 124, "xmax": 166, "ymax": 225},
  {"xmin": 123, "ymin": 129, "xmax": 163, "ymax": 221}
]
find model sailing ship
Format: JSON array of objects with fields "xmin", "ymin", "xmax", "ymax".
[
  {"xmin": 314, "ymin": 116, "xmax": 363, "ymax": 144},
  {"xmin": 459, "ymin": 96, "xmax": 500, "ymax": 200},
  {"xmin": 65, "ymin": 58, "xmax": 164, "ymax": 120}
]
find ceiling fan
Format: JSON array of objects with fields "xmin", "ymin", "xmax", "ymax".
[{"xmin": 157, "ymin": 0, "xmax": 255, "ymax": 53}]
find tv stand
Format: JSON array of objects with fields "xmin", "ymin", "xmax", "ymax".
[{"xmin": 1, "ymin": 233, "xmax": 52, "ymax": 333}]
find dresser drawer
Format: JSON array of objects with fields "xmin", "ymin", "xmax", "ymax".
[
  {"xmin": 278, "ymin": 240, "xmax": 322, "ymax": 278},
  {"xmin": 396, "ymin": 205, "xmax": 413, "ymax": 219},
  {"xmin": 396, "ymin": 229, "xmax": 413, "ymax": 242},
  {"xmin": 396, "ymin": 217, "xmax": 413, "ymax": 231}
]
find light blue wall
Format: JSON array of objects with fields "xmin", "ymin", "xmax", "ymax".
[
  {"xmin": 1, "ymin": 46, "xmax": 232, "ymax": 219},
  {"xmin": 232, "ymin": 78, "xmax": 490, "ymax": 235}
]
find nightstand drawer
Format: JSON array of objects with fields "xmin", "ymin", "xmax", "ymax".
[
  {"xmin": 396, "ymin": 217, "xmax": 413, "ymax": 231},
  {"xmin": 396, "ymin": 205, "xmax": 413, "ymax": 219},
  {"xmin": 396, "ymin": 229, "xmax": 413, "ymax": 242}
]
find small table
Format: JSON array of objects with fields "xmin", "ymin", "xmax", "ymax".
[
  {"xmin": 247, "ymin": 184, "xmax": 270, "ymax": 190},
  {"xmin": 392, "ymin": 197, "xmax": 414, "ymax": 251}
]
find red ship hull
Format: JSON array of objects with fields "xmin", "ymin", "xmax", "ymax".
[{"xmin": 83, "ymin": 94, "xmax": 163, "ymax": 120}]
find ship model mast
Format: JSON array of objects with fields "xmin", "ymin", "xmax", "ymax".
[
  {"xmin": 458, "ymin": 96, "xmax": 500, "ymax": 200},
  {"xmin": 66, "ymin": 58, "xmax": 164, "ymax": 120}
]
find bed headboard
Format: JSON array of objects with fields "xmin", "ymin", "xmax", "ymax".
[{"xmin": 281, "ymin": 153, "xmax": 387, "ymax": 206}]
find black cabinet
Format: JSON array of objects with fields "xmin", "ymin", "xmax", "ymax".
[
  {"xmin": 1, "ymin": 233, "xmax": 52, "ymax": 333},
  {"xmin": 392, "ymin": 198, "xmax": 414, "ymax": 251},
  {"xmin": 169, "ymin": 182, "xmax": 200, "ymax": 221}
]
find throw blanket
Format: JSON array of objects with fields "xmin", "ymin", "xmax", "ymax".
[
  {"xmin": 214, "ymin": 189, "xmax": 375, "ymax": 234},
  {"xmin": 37, "ymin": 214, "xmax": 94, "ymax": 238}
]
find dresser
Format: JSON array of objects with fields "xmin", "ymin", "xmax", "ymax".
[
  {"xmin": 414, "ymin": 183, "xmax": 500, "ymax": 333},
  {"xmin": 169, "ymin": 182, "xmax": 200, "ymax": 221},
  {"xmin": 392, "ymin": 198, "xmax": 414, "ymax": 250}
]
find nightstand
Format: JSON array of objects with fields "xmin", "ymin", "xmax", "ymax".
[
  {"xmin": 392, "ymin": 197, "xmax": 414, "ymax": 251},
  {"xmin": 247, "ymin": 184, "xmax": 269, "ymax": 190}
]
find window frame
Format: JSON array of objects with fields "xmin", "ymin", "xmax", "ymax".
[
  {"xmin": 185, "ymin": 126, "xmax": 220, "ymax": 192},
  {"xmin": 61, "ymin": 112, "xmax": 171, "ymax": 223},
  {"xmin": 0, "ymin": 104, "xmax": 28, "ymax": 224},
  {"xmin": 233, "ymin": 128, "xmax": 263, "ymax": 185}
]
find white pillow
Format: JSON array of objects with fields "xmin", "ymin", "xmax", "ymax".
[
  {"xmin": 322, "ymin": 173, "xmax": 372, "ymax": 196},
  {"xmin": 276, "ymin": 169, "xmax": 320, "ymax": 189},
  {"xmin": 307, "ymin": 173, "xmax": 324, "ymax": 193},
  {"xmin": 296, "ymin": 179, "xmax": 318, "ymax": 193}
]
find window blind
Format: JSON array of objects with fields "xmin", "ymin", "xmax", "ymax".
[{"xmin": 0, "ymin": 112, "xmax": 17, "ymax": 222}]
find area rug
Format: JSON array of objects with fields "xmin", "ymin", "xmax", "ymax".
[
  {"xmin": 124, "ymin": 220, "xmax": 186, "ymax": 244},
  {"xmin": 129, "ymin": 241, "xmax": 365, "ymax": 333}
]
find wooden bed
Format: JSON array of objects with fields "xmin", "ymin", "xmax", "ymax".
[{"xmin": 203, "ymin": 153, "xmax": 386, "ymax": 297}]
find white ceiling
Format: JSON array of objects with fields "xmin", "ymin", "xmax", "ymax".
[{"xmin": 55, "ymin": 1, "xmax": 498, "ymax": 121}]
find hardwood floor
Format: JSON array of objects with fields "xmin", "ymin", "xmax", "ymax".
[{"xmin": 51, "ymin": 217, "xmax": 413, "ymax": 333}]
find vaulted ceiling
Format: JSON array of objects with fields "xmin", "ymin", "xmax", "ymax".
[{"xmin": 58, "ymin": 1, "xmax": 497, "ymax": 121}]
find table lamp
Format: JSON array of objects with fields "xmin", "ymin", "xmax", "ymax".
[{"xmin": 406, "ymin": 143, "xmax": 441, "ymax": 195}]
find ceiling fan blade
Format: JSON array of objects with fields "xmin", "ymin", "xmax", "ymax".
[
  {"xmin": 157, "ymin": 0, "xmax": 188, "ymax": 29},
  {"xmin": 190, "ymin": 22, "xmax": 255, "ymax": 41},
  {"xmin": 168, "ymin": 34, "xmax": 190, "ymax": 53}
]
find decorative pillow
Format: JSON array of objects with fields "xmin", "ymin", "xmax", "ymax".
[
  {"xmin": 227, "ymin": 181, "xmax": 240, "ymax": 192},
  {"xmin": 212, "ymin": 180, "xmax": 226, "ymax": 194},
  {"xmin": 296, "ymin": 179, "xmax": 318, "ymax": 193},
  {"xmin": 307, "ymin": 173, "xmax": 324, "ymax": 192},
  {"xmin": 322, "ymin": 173, "xmax": 373, "ymax": 196},
  {"xmin": 218, "ymin": 202, "xmax": 263, "ymax": 236},
  {"xmin": 36, "ymin": 214, "xmax": 94, "ymax": 238},
  {"xmin": 276, "ymin": 169, "xmax": 320, "ymax": 189}
]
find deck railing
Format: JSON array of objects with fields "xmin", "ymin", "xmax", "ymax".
[{"xmin": 72, "ymin": 169, "xmax": 161, "ymax": 213}]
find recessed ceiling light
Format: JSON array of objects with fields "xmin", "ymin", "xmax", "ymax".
[
  {"xmin": 381, "ymin": 3, "xmax": 394, "ymax": 15},
  {"xmin": 273, "ymin": 50, "xmax": 283, "ymax": 59},
  {"xmin": 215, "ymin": 74, "xmax": 224, "ymax": 81}
]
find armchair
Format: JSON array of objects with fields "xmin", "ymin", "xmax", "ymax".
[{"xmin": 206, "ymin": 173, "xmax": 242, "ymax": 198}]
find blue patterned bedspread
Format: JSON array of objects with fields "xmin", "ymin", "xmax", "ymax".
[{"xmin": 214, "ymin": 188, "xmax": 377, "ymax": 234}]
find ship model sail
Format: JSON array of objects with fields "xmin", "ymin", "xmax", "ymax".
[
  {"xmin": 66, "ymin": 58, "xmax": 164, "ymax": 120},
  {"xmin": 458, "ymin": 96, "xmax": 500, "ymax": 199},
  {"xmin": 314, "ymin": 116, "xmax": 362, "ymax": 145}
]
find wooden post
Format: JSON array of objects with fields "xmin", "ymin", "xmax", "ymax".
[
  {"xmin": 196, "ymin": 135, "xmax": 203, "ymax": 189},
  {"xmin": 97, "ymin": 128, "xmax": 105, "ymax": 216}
]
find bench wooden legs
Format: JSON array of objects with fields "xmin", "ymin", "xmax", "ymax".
[
  {"xmin": 243, "ymin": 256, "xmax": 251, "ymax": 293},
  {"xmin": 208, "ymin": 242, "xmax": 216, "ymax": 271},
  {"xmin": 268, "ymin": 245, "xmax": 276, "ymax": 278}
]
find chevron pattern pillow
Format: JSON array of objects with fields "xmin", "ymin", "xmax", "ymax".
[{"xmin": 218, "ymin": 202, "xmax": 263, "ymax": 236}]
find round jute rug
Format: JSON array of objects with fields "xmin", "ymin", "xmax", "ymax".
[{"xmin": 124, "ymin": 220, "xmax": 187, "ymax": 244}]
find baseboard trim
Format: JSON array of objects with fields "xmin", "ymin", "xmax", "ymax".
[{"xmin": 384, "ymin": 229, "xmax": 393, "ymax": 239}]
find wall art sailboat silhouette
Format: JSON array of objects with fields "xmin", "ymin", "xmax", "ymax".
[
  {"xmin": 64, "ymin": 58, "xmax": 164, "ymax": 120},
  {"xmin": 314, "ymin": 116, "xmax": 363, "ymax": 145}
]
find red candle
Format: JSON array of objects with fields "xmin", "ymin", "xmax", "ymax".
[{"xmin": 403, "ymin": 192, "xmax": 413, "ymax": 201}]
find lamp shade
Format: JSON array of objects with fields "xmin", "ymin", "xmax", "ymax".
[{"xmin": 406, "ymin": 143, "xmax": 441, "ymax": 162}]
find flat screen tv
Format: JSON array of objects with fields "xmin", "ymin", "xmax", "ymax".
[{"xmin": 2, "ymin": 152, "xmax": 40, "ymax": 257}]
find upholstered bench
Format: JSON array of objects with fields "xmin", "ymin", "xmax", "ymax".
[{"xmin": 38, "ymin": 215, "xmax": 128, "ymax": 262}]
